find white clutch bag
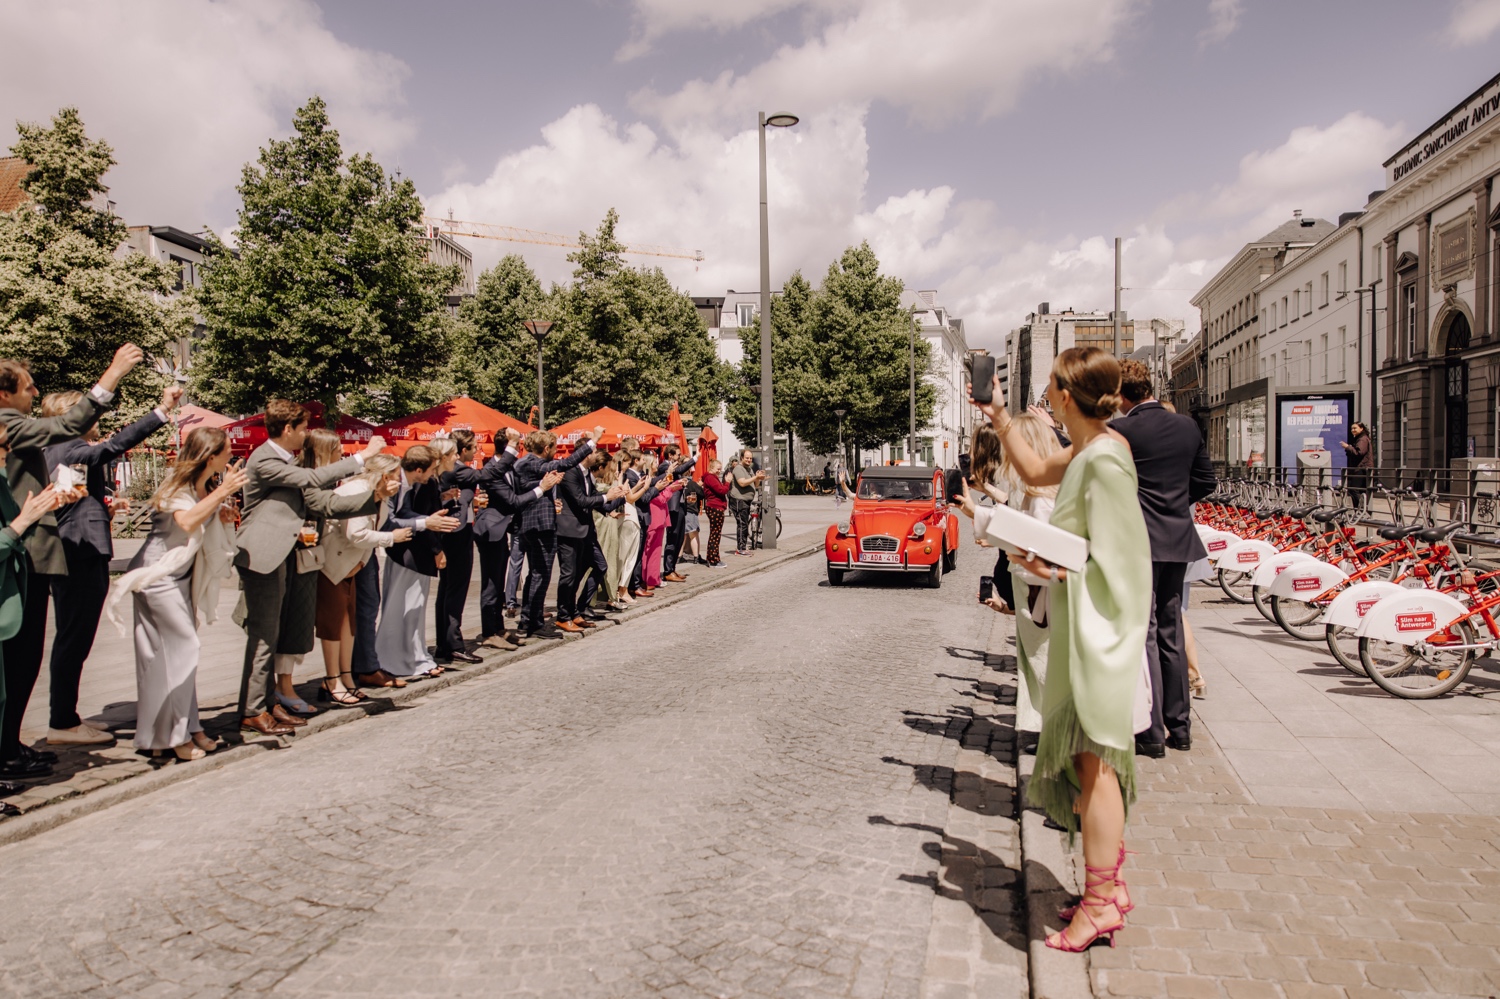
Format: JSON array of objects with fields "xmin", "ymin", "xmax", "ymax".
[{"xmin": 974, "ymin": 504, "xmax": 1089, "ymax": 573}]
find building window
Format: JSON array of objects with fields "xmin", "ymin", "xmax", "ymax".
[
  {"xmin": 1304, "ymin": 282, "xmax": 1313, "ymax": 316},
  {"xmin": 1402, "ymin": 284, "xmax": 1417, "ymax": 358},
  {"xmin": 1292, "ymin": 290, "xmax": 1300, "ymax": 319},
  {"xmin": 1337, "ymin": 261, "xmax": 1348, "ymax": 297},
  {"xmin": 919, "ymin": 437, "xmax": 935, "ymax": 466},
  {"xmin": 1280, "ymin": 297, "xmax": 1289, "ymax": 327},
  {"xmin": 1320, "ymin": 333, "xmax": 1329, "ymax": 383},
  {"xmin": 1303, "ymin": 341, "xmax": 1312, "ymax": 384},
  {"xmin": 737, "ymin": 303, "xmax": 755, "ymax": 327},
  {"xmin": 1373, "ymin": 242, "xmax": 1383, "ymax": 277},
  {"xmin": 1336, "ymin": 326, "xmax": 1346, "ymax": 381},
  {"xmin": 1320, "ymin": 273, "xmax": 1329, "ymax": 308}
]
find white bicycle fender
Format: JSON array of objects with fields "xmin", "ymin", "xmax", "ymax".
[
  {"xmin": 1354, "ymin": 590, "xmax": 1471, "ymax": 644},
  {"xmin": 1198, "ymin": 529, "xmax": 1241, "ymax": 562},
  {"xmin": 1321, "ymin": 581, "xmax": 1405, "ymax": 629},
  {"xmin": 1266, "ymin": 559, "xmax": 1350, "ymax": 600},
  {"xmin": 1217, "ymin": 539, "xmax": 1278, "ymax": 572},
  {"xmin": 1251, "ymin": 550, "xmax": 1318, "ymax": 590}
]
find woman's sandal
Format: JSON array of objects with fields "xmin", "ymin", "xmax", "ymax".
[
  {"xmin": 1045, "ymin": 857, "xmax": 1127, "ymax": 952},
  {"xmin": 1059, "ymin": 843, "xmax": 1135, "ymax": 920},
  {"xmin": 319, "ymin": 677, "xmax": 364, "ymax": 706},
  {"xmin": 338, "ymin": 672, "xmax": 369, "ymax": 701}
]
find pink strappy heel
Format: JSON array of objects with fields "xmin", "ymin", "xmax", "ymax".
[
  {"xmin": 1059, "ymin": 843, "xmax": 1135, "ymax": 920},
  {"xmin": 1045, "ymin": 856, "xmax": 1128, "ymax": 952}
]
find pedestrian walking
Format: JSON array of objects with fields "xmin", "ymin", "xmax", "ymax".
[
  {"xmin": 977, "ymin": 346, "xmax": 1152, "ymax": 952},
  {"xmin": 107, "ymin": 427, "xmax": 246, "ymax": 760},
  {"xmin": 41, "ymin": 380, "xmax": 180, "ymax": 747},
  {"xmin": 0, "ymin": 343, "xmax": 138, "ymax": 779},
  {"xmin": 1112, "ymin": 359, "xmax": 1216, "ymax": 758}
]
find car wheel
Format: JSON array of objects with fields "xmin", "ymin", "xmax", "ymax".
[
  {"xmin": 827, "ymin": 566, "xmax": 844, "ymax": 586},
  {"xmin": 925, "ymin": 560, "xmax": 942, "ymax": 589}
]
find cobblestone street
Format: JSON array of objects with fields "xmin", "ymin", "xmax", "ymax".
[{"xmin": 0, "ymin": 536, "xmax": 1025, "ymax": 998}]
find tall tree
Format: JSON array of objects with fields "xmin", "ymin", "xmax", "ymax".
[
  {"xmin": 191, "ymin": 96, "xmax": 459, "ymax": 420},
  {"xmin": 549, "ymin": 209, "xmax": 732, "ymax": 425},
  {"xmin": 784, "ymin": 242, "xmax": 934, "ymax": 455},
  {"xmin": 0, "ymin": 108, "xmax": 185, "ymax": 419},
  {"xmin": 448, "ymin": 253, "xmax": 552, "ymax": 420},
  {"xmin": 726, "ymin": 270, "xmax": 813, "ymax": 448}
]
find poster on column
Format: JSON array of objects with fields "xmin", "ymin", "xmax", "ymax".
[{"xmin": 1277, "ymin": 395, "xmax": 1351, "ymax": 484}]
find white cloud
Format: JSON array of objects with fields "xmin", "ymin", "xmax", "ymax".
[
  {"xmin": 0, "ymin": 0, "xmax": 414, "ymax": 231},
  {"xmin": 632, "ymin": 0, "xmax": 1135, "ymax": 128},
  {"xmin": 617, "ymin": 0, "xmax": 858, "ymax": 60},
  {"xmin": 1447, "ymin": 0, "xmax": 1500, "ymax": 45},
  {"xmin": 1198, "ymin": 0, "xmax": 1242, "ymax": 48}
]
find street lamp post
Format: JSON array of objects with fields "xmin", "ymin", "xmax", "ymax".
[
  {"xmin": 523, "ymin": 320, "xmax": 553, "ymax": 428},
  {"xmin": 834, "ymin": 406, "xmax": 846, "ymax": 469},
  {"xmin": 758, "ymin": 110, "xmax": 798, "ymax": 549},
  {"xmin": 907, "ymin": 306, "xmax": 920, "ymax": 465}
]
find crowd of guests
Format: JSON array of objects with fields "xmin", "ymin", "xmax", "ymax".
[
  {"xmin": 0, "ymin": 343, "xmax": 763, "ymax": 811},
  {"xmin": 957, "ymin": 349, "xmax": 1215, "ymax": 953}
]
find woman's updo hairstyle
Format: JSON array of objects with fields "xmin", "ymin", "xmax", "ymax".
[{"xmin": 1051, "ymin": 346, "xmax": 1123, "ymax": 420}]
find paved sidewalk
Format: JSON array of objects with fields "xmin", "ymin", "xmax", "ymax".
[{"xmin": 1076, "ymin": 584, "xmax": 1500, "ymax": 999}]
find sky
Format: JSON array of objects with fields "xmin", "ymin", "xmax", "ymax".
[{"xmin": 3, "ymin": 0, "xmax": 1500, "ymax": 354}]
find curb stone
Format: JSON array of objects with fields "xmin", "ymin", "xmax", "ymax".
[
  {"xmin": 1017, "ymin": 723, "xmax": 1096, "ymax": 999},
  {"xmin": 0, "ymin": 539, "xmax": 823, "ymax": 849}
]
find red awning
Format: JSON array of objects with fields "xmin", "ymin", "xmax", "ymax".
[
  {"xmin": 374, "ymin": 396, "xmax": 532, "ymax": 457},
  {"xmin": 549, "ymin": 407, "xmax": 676, "ymax": 454},
  {"xmin": 222, "ymin": 402, "xmax": 379, "ymax": 457}
]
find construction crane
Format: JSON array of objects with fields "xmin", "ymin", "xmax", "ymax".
[{"xmin": 423, "ymin": 215, "xmax": 704, "ymax": 262}]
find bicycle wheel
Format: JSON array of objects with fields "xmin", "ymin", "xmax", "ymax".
[
  {"xmin": 775, "ymin": 509, "xmax": 783, "ymax": 538},
  {"xmin": 1359, "ymin": 619, "xmax": 1479, "ymax": 698},
  {"xmin": 1325, "ymin": 624, "xmax": 1365, "ymax": 675},
  {"xmin": 1271, "ymin": 594, "xmax": 1325, "ymax": 641},
  {"xmin": 1252, "ymin": 584, "xmax": 1276, "ymax": 622},
  {"xmin": 1218, "ymin": 568, "xmax": 1254, "ymax": 604}
]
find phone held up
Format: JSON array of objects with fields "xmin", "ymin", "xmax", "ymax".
[
  {"xmin": 979, "ymin": 576, "xmax": 994, "ymax": 603},
  {"xmin": 969, "ymin": 353, "xmax": 996, "ymax": 406}
]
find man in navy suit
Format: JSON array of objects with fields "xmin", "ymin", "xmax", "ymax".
[
  {"xmin": 554, "ymin": 450, "xmax": 627, "ymax": 631},
  {"xmin": 41, "ymin": 382, "xmax": 180, "ymax": 745},
  {"xmin": 1112, "ymin": 360, "xmax": 1216, "ymax": 757},
  {"xmin": 473, "ymin": 428, "xmax": 562, "ymax": 649},
  {"xmin": 511, "ymin": 427, "xmax": 602, "ymax": 639},
  {"xmin": 434, "ymin": 430, "xmax": 481, "ymax": 665}
]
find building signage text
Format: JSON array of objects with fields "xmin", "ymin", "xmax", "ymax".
[{"xmin": 1386, "ymin": 74, "xmax": 1500, "ymax": 185}]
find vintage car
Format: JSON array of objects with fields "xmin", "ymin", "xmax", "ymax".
[{"xmin": 825, "ymin": 465, "xmax": 961, "ymax": 588}]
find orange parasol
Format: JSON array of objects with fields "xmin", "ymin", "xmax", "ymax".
[
  {"xmin": 375, "ymin": 396, "xmax": 533, "ymax": 457},
  {"xmin": 693, "ymin": 425, "xmax": 719, "ymax": 481}
]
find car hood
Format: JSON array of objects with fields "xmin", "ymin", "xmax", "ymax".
[{"xmin": 851, "ymin": 505, "xmax": 929, "ymax": 537}]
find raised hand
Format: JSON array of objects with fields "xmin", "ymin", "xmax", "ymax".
[
  {"xmin": 540, "ymin": 469, "xmax": 565, "ymax": 491},
  {"xmin": 361, "ymin": 435, "xmax": 387, "ymax": 458},
  {"xmin": 99, "ymin": 343, "xmax": 145, "ymax": 392},
  {"xmin": 218, "ymin": 464, "xmax": 250, "ymax": 495},
  {"xmin": 505, "ymin": 427, "xmax": 522, "ymax": 445},
  {"xmin": 160, "ymin": 384, "xmax": 184, "ymax": 412}
]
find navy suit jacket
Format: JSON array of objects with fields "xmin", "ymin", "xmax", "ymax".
[
  {"xmin": 513, "ymin": 441, "xmax": 595, "ymax": 534},
  {"xmin": 44, "ymin": 408, "xmax": 166, "ymax": 560},
  {"xmin": 474, "ymin": 448, "xmax": 545, "ymax": 542},
  {"xmin": 1112, "ymin": 400, "xmax": 1217, "ymax": 563},
  {"xmin": 557, "ymin": 465, "xmax": 623, "ymax": 540},
  {"xmin": 383, "ymin": 476, "xmax": 444, "ymax": 576}
]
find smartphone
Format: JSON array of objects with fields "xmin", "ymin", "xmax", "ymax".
[
  {"xmin": 979, "ymin": 576, "xmax": 994, "ymax": 602},
  {"xmin": 970, "ymin": 354, "xmax": 996, "ymax": 405}
]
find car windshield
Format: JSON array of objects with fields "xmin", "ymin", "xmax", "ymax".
[{"xmin": 857, "ymin": 477, "xmax": 932, "ymax": 501}]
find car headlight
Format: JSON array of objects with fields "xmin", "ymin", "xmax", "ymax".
[
  {"xmin": 837, "ymin": 521, "xmax": 850, "ymax": 535},
  {"xmin": 911, "ymin": 522, "xmax": 927, "ymax": 538}
]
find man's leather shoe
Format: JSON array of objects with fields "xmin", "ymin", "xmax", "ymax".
[
  {"xmin": 20, "ymin": 745, "xmax": 57, "ymax": 765},
  {"xmin": 0, "ymin": 755, "xmax": 51, "ymax": 779},
  {"xmin": 480, "ymin": 634, "xmax": 519, "ymax": 651},
  {"xmin": 447, "ymin": 650, "xmax": 483, "ymax": 664},
  {"xmin": 0, "ymin": 779, "xmax": 24, "ymax": 796},
  {"xmin": 572, "ymin": 616, "xmax": 597, "ymax": 629},
  {"xmin": 663, "ymin": 572, "xmax": 687, "ymax": 582},
  {"xmin": 241, "ymin": 712, "xmax": 294, "ymax": 736},
  {"xmin": 527, "ymin": 626, "xmax": 564, "ymax": 640},
  {"xmin": 555, "ymin": 619, "xmax": 584, "ymax": 634},
  {"xmin": 270, "ymin": 705, "xmax": 308, "ymax": 728},
  {"xmin": 1134, "ymin": 740, "xmax": 1166, "ymax": 759},
  {"xmin": 1166, "ymin": 734, "xmax": 1192, "ymax": 751},
  {"xmin": 501, "ymin": 630, "xmax": 528, "ymax": 646}
]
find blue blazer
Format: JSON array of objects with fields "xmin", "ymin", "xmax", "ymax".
[{"xmin": 44, "ymin": 409, "xmax": 165, "ymax": 560}]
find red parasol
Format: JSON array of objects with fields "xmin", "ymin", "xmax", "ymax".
[
  {"xmin": 693, "ymin": 425, "xmax": 719, "ymax": 481},
  {"xmin": 375, "ymin": 396, "xmax": 532, "ymax": 457},
  {"xmin": 222, "ymin": 402, "xmax": 378, "ymax": 457},
  {"xmin": 549, "ymin": 407, "xmax": 673, "ymax": 454}
]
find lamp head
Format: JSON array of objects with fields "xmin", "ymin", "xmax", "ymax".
[
  {"xmin": 764, "ymin": 113, "xmax": 799, "ymax": 128},
  {"xmin": 834, "ymin": 408, "xmax": 846, "ymax": 418},
  {"xmin": 523, "ymin": 319, "xmax": 554, "ymax": 341}
]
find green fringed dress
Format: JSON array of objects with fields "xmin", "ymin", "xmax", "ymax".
[{"xmin": 1027, "ymin": 436, "xmax": 1152, "ymax": 836}]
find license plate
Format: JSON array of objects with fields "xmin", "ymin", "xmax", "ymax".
[{"xmin": 860, "ymin": 552, "xmax": 901, "ymax": 564}]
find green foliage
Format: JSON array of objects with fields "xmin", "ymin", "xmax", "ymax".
[
  {"xmin": 732, "ymin": 242, "xmax": 933, "ymax": 456},
  {"xmin": 452, "ymin": 209, "xmax": 733, "ymax": 427},
  {"xmin": 0, "ymin": 107, "xmax": 185, "ymax": 421},
  {"xmin": 191, "ymin": 96, "xmax": 460, "ymax": 422}
]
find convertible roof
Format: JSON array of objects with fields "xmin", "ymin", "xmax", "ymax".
[{"xmin": 858, "ymin": 465, "xmax": 938, "ymax": 480}]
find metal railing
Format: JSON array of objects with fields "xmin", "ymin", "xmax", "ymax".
[{"xmin": 1211, "ymin": 465, "xmax": 1500, "ymax": 536}]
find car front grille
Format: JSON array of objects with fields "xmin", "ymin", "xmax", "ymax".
[{"xmin": 860, "ymin": 535, "xmax": 899, "ymax": 553}]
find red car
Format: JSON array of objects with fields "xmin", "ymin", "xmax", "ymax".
[{"xmin": 825, "ymin": 466, "xmax": 960, "ymax": 588}]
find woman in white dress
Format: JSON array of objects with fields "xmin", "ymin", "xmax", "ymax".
[
  {"xmin": 999, "ymin": 413, "xmax": 1061, "ymax": 736},
  {"xmin": 108, "ymin": 427, "xmax": 248, "ymax": 760}
]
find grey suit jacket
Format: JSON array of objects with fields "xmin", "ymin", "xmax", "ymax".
[
  {"xmin": 0, "ymin": 391, "xmax": 112, "ymax": 575},
  {"xmin": 235, "ymin": 443, "xmax": 374, "ymax": 573}
]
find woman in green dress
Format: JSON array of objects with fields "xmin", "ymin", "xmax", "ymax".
[{"xmin": 976, "ymin": 346, "xmax": 1151, "ymax": 952}]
